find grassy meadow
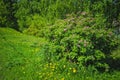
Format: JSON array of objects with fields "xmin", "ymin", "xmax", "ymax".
[{"xmin": 0, "ymin": 27, "xmax": 120, "ymax": 80}]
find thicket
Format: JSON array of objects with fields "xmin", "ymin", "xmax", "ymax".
[
  {"xmin": 39, "ymin": 13, "xmax": 119, "ymax": 71},
  {"xmin": 0, "ymin": 0, "xmax": 120, "ymax": 71},
  {"xmin": 1, "ymin": 0, "xmax": 120, "ymax": 30},
  {"xmin": 16, "ymin": 0, "xmax": 120, "ymax": 31},
  {"xmin": 0, "ymin": 0, "xmax": 18, "ymax": 29}
]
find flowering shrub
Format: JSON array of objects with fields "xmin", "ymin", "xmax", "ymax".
[{"xmin": 41, "ymin": 12, "xmax": 119, "ymax": 71}]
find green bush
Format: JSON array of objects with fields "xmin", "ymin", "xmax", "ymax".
[
  {"xmin": 23, "ymin": 14, "xmax": 48, "ymax": 36},
  {"xmin": 41, "ymin": 12, "xmax": 119, "ymax": 71},
  {"xmin": 0, "ymin": 0, "xmax": 8, "ymax": 27}
]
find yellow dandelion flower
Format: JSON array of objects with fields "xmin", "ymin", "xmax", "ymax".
[
  {"xmin": 61, "ymin": 78, "xmax": 65, "ymax": 80},
  {"xmin": 63, "ymin": 65, "xmax": 66, "ymax": 68},
  {"xmin": 73, "ymin": 68, "xmax": 77, "ymax": 73}
]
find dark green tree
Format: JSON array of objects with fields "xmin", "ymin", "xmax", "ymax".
[
  {"xmin": 0, "ymin": 0, "xmax": 8, "ymax": 27},
  {"xmin": 3, "ymin": 0, "xmax": 19, "ymax": 30},
  {"xmin": 0, "ymin": 0, "xmax": 18, "ymax": 30}
]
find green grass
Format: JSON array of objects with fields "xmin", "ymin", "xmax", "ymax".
[
  {"xmin": 0, "ymin": 27, "xmax": 47, "ymax": 80},
  {"xmin": 111, "ymin": 46, "xmax": 120, "ymax": 59},
  {"xmin": 0, "ymin": 27, "xmax": 120, "ymax": 80}
]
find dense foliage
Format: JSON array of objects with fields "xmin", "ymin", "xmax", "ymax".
[
  {"xmin": 37, "ymin": 13, "xmax": 119, "ymax": 71},
  {"xmin": 0, "ymin": 0, "xmax": 8, "ymax": 27},
  {"xmin": 15, "ymin": 0, "xmax": 120, "ymax": 30},
  {"xmin": 0, "ymin": 0, "xmax": 120, "ymax": 77},
  {"xmin": 0, "ymin": 0, "xmax": 18, "ymax": 29},
  {"xmin": 1, "ymin": 0, "xmax": 120, "ymax": 30},
  {"xmin": 1, "ymin": 28, "xmax": 120, "ymax": 80}
]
